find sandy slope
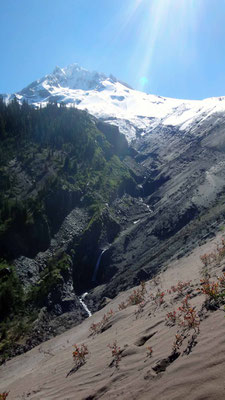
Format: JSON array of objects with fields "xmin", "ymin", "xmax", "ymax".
[{"xmin": 0, "ymin": 234, "xmax": 224, "ymax": 400}]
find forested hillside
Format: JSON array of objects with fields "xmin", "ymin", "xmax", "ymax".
[{"xmin": 0, "ymin": 99, "xmax": 135, "ymax": 362}]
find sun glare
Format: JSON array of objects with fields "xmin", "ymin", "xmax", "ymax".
[{"xmin": 122, "ymin": 0, "xmax": 203, "ymax": 91}]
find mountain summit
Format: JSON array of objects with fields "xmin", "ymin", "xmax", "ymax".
[
  {"xmin": 21, "ymin": 64, "xmax": 110, "ymax": 94},
  {"xmin": 7, "ymin": 63, "xmax": 225, "ymax": 142}
]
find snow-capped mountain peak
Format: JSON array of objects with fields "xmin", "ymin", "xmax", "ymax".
[
  {"xmin": 50, "ymin": 63, "xmax": 108, "ymax": 90},
  {"xmin": 5, "ymin": 63, "xmax": 225, "ymax": 142}
]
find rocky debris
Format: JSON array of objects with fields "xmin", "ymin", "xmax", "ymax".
[{"xmin": 14, "ymin": 257, "xmax": 40, "ymax": 288}]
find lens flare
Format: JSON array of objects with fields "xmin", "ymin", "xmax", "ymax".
[
  {"xmin": 140, "ymin": 76, "xmax": 149, "ymax": 87},
  {"xmin": 123, "ymin": 0, "xmax": 203, "ymax": 91}
]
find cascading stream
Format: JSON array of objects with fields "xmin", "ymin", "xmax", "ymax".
[
  {"xmin": 79, "ymin": 292, "xmax": 92, "ymax": 317},
  {"xmin": 79, "ymin": 248, "xmax": 108, "ymax": 317},
  {"xmin": 92, "ymin": 249, "xmax": 107, "ymax": 282}
]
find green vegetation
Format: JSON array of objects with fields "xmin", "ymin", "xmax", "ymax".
[
  {"xmin": 0, "ymin": 260, "xmax": 24, "ymax": 322},
  {"xmin": 0, "ymin": 98, "xmax": 133, "ymax": 258},
  {"xmin": 27, "ymin": 252, "xmax": 71, "ymax": 307},
  {"xmin": 0, "ymin": 98, "xmax": 134, "ymax": 361},
  {"xmin": 0, "ymin": 259, "xmax": 33, "ymax": 363},
  {"xmin": 0, "ymin": 252, "xmax": 72, "ymax": 363}
]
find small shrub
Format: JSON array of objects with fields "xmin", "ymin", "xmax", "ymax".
[
  {"xmin": 89, "ymin": 322, "xmax": 101, "ymax": 336},
  {"xmin": 140, "ymin": 281, "xmax": 147, "ymax": 295},
  {"xmin": 200, "ymin": 253, "xmax": 214, "ymax": 267},
  {"xmin": 128, "ymin": 288, "xmax": 145, "ymax": 305},
  {"xmin": 135, "ymin": 301, "xmax": 146, "ymax": 318},
  {"xmin": 216, "ymin": 238, "xmax": 225, "ymax": 260},
  {"xmin": 178, "ymin": 295, "xmax": 200, "ymax": 332},
  {"xmin": 170, "ymin": 281, "xmax": 192, "ymax": 296},
  {"xmin": 72, "ymin": 343, "xmax": 89, "ymax": 368},
  {"xmin": 0, "ymin": 393, "xmax": 9, "ymax": 400},
  {"xmin": 200, "ymin": 239, "xmax": 225, "ymax": 268},
  {"xmin": 108, "ymin": 340, "xmax": 122, "ymax": 368},
  {"xmin": 118, "ymin": 301, "xmax": 128, "ymax": 311},
  {"xmin": 165, "ymin": 311, "xmax": 177, "ymax": 326},
  {"xmin": 89, "ymin": 309, "xmax": 114, "ymax": 336},
  {"xmin": 199, "ymin": 274, "xmax": 225, "ymax": 302},
  {"xmin": 152, "ymin": 289, "xmax": 165, "ymax": 306},
  {"xmin": 201, "ymin": 267, "xmax": 211, "ymax": 281},
  {"xmin": 218, "ymin": 272, "xmax": 225, "ymax": 288},
  {"xmin": 152, "ymin": 276, "xmax": 160, "ymax": 286},
  {"xmin": 200, "ymin": 280, "xmax": 220, "ymax": 299},
  {"xmin": 172, "ymin": 333, "xmax": 184, "ymax": 352},
  {"xmin": 146, "ymin": 346, "xmax": 153, "ymax": 357},
  {"xmin": 118, "ymin": 282, "xmax": 147, "ymax": 312}
]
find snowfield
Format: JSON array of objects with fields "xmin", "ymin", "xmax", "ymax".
[{"xmin": 5, "ymin": 63, "xmax": 225, "ymax": 142}]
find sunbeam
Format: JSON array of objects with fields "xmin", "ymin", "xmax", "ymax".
[{"xmin": 123, "ymin": 0, "xmax": 203, "ymax": 91}]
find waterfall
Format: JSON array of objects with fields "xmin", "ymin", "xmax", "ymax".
[
  {"xmin": 79, "ymin": 292, "xmax": 92, "ymax": 317},
  {"xmin": 92, "ymin": 249, "xmax": 106, "ymax": 282}
]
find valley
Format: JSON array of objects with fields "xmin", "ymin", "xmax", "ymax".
[{"xmin": 0, "ymin": 64, "xmax": 225, "ymax": 398}]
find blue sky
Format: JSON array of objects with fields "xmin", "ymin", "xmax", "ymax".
[{"xmin": 1, "ymin": 0, "xmax": 225, "ymax": 99}]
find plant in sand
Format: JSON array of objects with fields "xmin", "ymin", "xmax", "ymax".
[
  {"xmin": 200, "ymin": 280, "xmax": 220, "ymax": 300},
  {"xmin": 72, "ymin": 343, "xmax": 89, "ymax": 368},
  {"xmin": 152, "ymin": 276, "xmax": 160, "ymax": 286},
  {"xmin": 0, "ymin": 393, "xmax": 9, "ymax": 400},
  {"xmin": 200, "ymin": 238, "xmax": 225, "ymax": 269},
  {"xmin": 216, "ymin": 238, "xmax": 225, "ymax": 260},
  {"xmin": 128, "ymin": 288, "xmax": 145, "ymax": 305},
  {"xmin": 118, "ymin": 301, "xmax": 128, "ymax": 311},
  {"xmin": 89, "ymin": 309, "xmax": 114, "ymax": 336},
  {"xmin": 169, "ymin": 281, "xmax": 192, "ymax": 296},
  {"xmin": 200, "ymin": 253, "xmax": 214, "ymax": 267},
  {"xmin": 151, "ymin": 289, "xmax": 165, "ymax": 306},
  {"xmin": 135, "ymin": 301, "xmax": 146, "ymax": 318},
  {"xmin": 118, "ymin": 282, "xmax": 147, "ymax": 311},
  {"xmin": 146, "ymin": 346, "xmax": 153, "ymax": 357},
  {"xmin": 108, "ymin": 340, "xmax": 122, "ymax": 368},
  {"xmin": 178, "ymin": 295, "xmax": 200, "ymax": 332},
  {"xmin": 218, "ymin": 272, "xmax": 225, "ymax": 288},
  {"xmin": 140, "ymin": 280, "xmax": 147, "ymax": 295},
  {"xmin": 199, "ymin": 273, "xmax": 225, "ymax": 301},
  {"xmin": 165, "ymin": 310, "xmax": 177, "ymax": 326},
  {"xmin": 172, "ymin": 333, "xmax": 184, "ymax": 352}
]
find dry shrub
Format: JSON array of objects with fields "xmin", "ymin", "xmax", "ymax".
[
  {"xmin": 89, "ymin": 309, "xmax": 114, "ymax": 336},
  {"xmin": 169, "ymin": 281, "xmax": 192, "ymax": 296},
  {"xmin": 151, "ymin": 289, "xmax": 165, "ymax": 306},
  {"xmin": 199, "ymin": 273, "xmax": 225, "ymax": 301},
  {"xmin": 108, "ymin": 340, "xmax": 122, "ymax": 368},
  {"xmin": 178, "ymin": 295, "xmax": 200, "ymax": 332},
  {"xmin": 118, "ymin": 301, "xmax": 127, "ymax": 311},
  {"xmin": 172, "ymin": 333, "xmax": 184, "ymax": 352},
  {"xmin": 128, "ymin": 288, "xmax": 145, "ymax": 305},
  {"xmin": 0, "ymin": 393, "xmax": 9, "ymax": 400},
  {"xmin": 118, "ymin": 281, "xmax": 147, "ymax": 311},
  {"xmin": 200, "ymin": 238, "xmax": 225, "ymax": 268},
  {"xmin": 165, "ymin": 310, "xmax": 177, "ymax": 326},
  {"xmin": 146, "ymin": 346, "xmax": 153, "ymax": 357},
  {"xmin": 72, "ymin": 343, "xmax": 89, "ymax": 368},
  {"xmin": 135, "ymin": 301, "xmax": 146, "ymax": 318}
]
